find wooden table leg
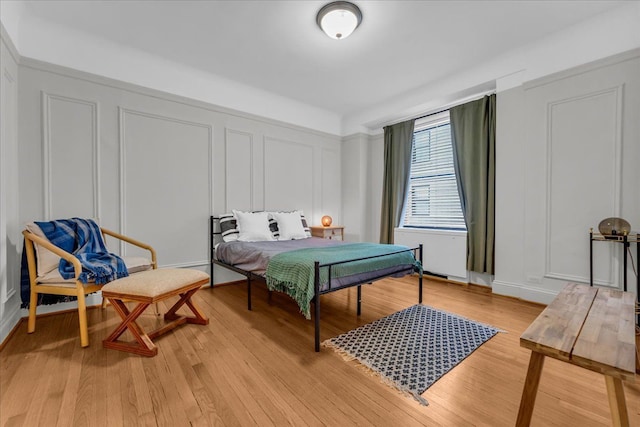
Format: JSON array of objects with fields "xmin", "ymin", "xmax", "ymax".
[
  {"xmin": 635, "ymin": 332, "xmax": 639, "ymax": 374},
  {"xmin": 516, "ymin": 351, "xmax": 546, "ymax": 427},
  {"xmin": 604, "ymin": 375, "xmax": 629, "ymax": 427}
]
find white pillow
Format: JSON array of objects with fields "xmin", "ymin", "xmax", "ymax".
[
  {"xmin": 25, "ymin": 222, "xmax": 61, "ymax": 277},
  {"xmin": 233, "ymin": 210, "xmax": 275, "ymax": 242},
  {"xmin": 271, "ymin": 211, "xmax": 308, "ymax": 240}
]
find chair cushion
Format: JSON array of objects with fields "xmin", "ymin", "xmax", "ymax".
[
  {"xmin": 25, "ymin": 222, "xmax": 61, "ymax": 278},
  {"xmin": 36, "ymin": 256, "xmax": 153, "ymax": 284},
  {"xmin": 101, "ymin": 268, "xmax": 209, "ymax": 299}
]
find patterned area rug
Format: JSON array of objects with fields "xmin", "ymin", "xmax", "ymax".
[{"xmin": 322, "ymin": 304, "xmax": 501, "ymax": 405}]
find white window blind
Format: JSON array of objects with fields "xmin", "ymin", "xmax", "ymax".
[{"xmin": 402, "ymin": 113, "xmax": 466, "ymax": 230}]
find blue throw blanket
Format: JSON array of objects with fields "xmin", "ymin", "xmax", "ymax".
[{"xmin": 35, "ymin": 218, "xmax": 129, "ymax": 285}]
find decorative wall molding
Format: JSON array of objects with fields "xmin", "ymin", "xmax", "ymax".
[
  {"xmin": 524, "ymin": 48, "xmax": 640, "ymax": 91},
  {"xmin": 320, "ymin": 147, "xmax": 335, "ymax": 216},
  {"xmin": 21, "ymin": 57, "xmax": 340, "ymax": 139},
  {"xmin": 41, "ymin": 91, "xmax": 100, "ymax": 220},
  {"xmin": 225, "ymin": 128, "xmax": 254, "ymax": 212},
  {"xmin": 118, "ymin": 107, "xmax": 213, "ymax": 256},
  {"xmin": 543, "ymin": 85, "xmax": 623, "ymax": 286},
  {"xmin": 0, "ymin": 23, "xmax": 20, "ymax": 65},
  {"xmin": 159, "ymin": 261, "xmax": 208, "ymax": 269},
  {"xmin": 1, "ymin": 59, "xmax": 17, "ymax": 304},
  {"xmin": 263, "ymin": 136, "xmax": 315, "ymax": 214},
  {"xmin": 3, "ymin": 67, "xmax": 15, "ymax": 84}
]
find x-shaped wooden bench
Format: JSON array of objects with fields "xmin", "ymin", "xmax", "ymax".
[{"xmin": 102, "ymin": 269, "xmax": 209, "ymax": 356}]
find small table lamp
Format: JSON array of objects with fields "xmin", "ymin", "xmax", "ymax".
[
  {"xmin": 321, "ymin": 215, "xmax": 332, "ymax": 227},
  {"xmin": 598, "ymin": 217, "xmax": 631, "ymax": 239}
]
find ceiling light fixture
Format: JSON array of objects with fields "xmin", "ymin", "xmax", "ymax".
[{"xmin": 316, "ymin": 1, "xmax": 362, "ymax": 40}]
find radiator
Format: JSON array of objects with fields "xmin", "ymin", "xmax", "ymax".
[{"xmin": 394, "ymin": 228, "xmax": 467, "ymax": 280}]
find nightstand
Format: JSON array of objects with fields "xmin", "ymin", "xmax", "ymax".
[{"xmin": 310, "ymin": 225, "xmax": 344, "ymax": 241}]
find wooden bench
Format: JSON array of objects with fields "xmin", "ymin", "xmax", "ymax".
[
  {"xmin": 102, "ymin": 268, "xmax": 209, "ymax": 356},
  {"xmin": 516, "ymin": 283, "xmax": 636, "ymax": 427}
]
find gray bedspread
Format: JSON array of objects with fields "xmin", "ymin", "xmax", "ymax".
[{"xmin": 215, "ymin": 237, "xmax": 344, "ymax": 275}]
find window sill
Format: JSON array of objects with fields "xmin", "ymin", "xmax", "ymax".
[{"xmin": 395, "ymin": 227, "xmax": 467, "ymax": 236}]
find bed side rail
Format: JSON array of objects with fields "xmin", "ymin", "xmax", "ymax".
[
  {"xmin": 317, "ymin": 246, "xmax": 422, "ymax": 269},
  {"xmin": 312, "ymin": 244, "xmax": 423, "ymax": 351},
  {"xmin": 317, "ymin": 245, "xmax": 423, "ymax": 293},
  {"xmin": 210, "ymin": 215, "xmax": 222, "ymax": 287}
]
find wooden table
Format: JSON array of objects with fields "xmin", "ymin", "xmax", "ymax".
[
  {"xmin": 310, "ymin": 225, "xmax": 344, "ymax": 241},
  {"xmin": 516, "ymin": 283, "xmax": 636, "ymax": 427}
]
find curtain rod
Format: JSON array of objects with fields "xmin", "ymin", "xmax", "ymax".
[
  {"xmin": 413, "ymin": 90, "xmax": 495, "ymax": 122},
  {"xmin": 384, "ymin": 90, "xmax": 496, "ymax": 128}
]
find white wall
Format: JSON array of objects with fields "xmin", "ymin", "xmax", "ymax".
[
  {"xmin": 366, "ymin": 133, "xmax": 384, "ymax": 243},
  {"xmin": 365, "ymin": 49, "xmax": 640, "ymax": 305},
  {"xmin": 493, "ymin": 49, "xmax": 640, "ymax": 304},
  {"xmin": 18, "ymin": 56, "xmax": 342, "ymax": 266},
  {"xmin": 342, "ymin": 2, "xmax": 640, "ymax": 135},
  {"xmin": 0, "ymin": 53, "xmax": 342, "ymax": 344},
  {"xmin": 0, "ymin": 25, "xmax": 21, "ymax": 342},
  {"xmin": 341, "ymin": 134, "xmax": 369, "ymax": 242}
]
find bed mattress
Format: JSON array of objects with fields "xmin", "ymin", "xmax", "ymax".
[
  {"xmin": 215, "ymin": 237, "xmax": 344, "ymax": 275},
  {"xmin": 215, "ymin": 238, "xmax": 417, "ymax": 310}
]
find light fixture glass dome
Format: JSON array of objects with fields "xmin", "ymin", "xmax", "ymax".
[{"xmin": 317, "ymin": 1, "xmax": 362, "ymax": 40}]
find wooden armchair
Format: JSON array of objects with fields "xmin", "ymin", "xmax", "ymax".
[{"xmin": 23, "ymin": 224, "xmax": 157, "ymax": 347}]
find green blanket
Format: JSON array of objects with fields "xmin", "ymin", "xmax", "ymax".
[{"xmin": 265, "ymin": 243, "xmax": 421, "ymax": 319}]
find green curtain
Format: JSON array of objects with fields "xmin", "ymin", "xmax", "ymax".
[
  {"xmin": 379, "ymin": 119, "xmax": 415, "ymax": 244},
  {"xmin": 450, "ymin": 94, "xmax": 496, "ymax": 274}
]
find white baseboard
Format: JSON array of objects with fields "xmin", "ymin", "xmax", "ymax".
[
  {"xmin": 447, "ymin": 275, "xmax": 467, "ymax": 284},
  {"xmin": 491, "ymin": 280, "xmax": 557, "ymax": 305},
  {"xmin": 0, "ymin": 304, "xmax": 22, "ymax": 346}
]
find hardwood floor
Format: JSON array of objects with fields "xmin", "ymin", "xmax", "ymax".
[{"xmin": 1, "ymin": 276, "xmax": 638, "ymax": 426}]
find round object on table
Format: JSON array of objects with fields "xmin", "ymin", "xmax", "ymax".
[{"xmin": 598, "ymin": 217, "xmax": 631, "ymax": 238}]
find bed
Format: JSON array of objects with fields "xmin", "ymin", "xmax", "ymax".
[{"xmin": 209, "ymin": 213, "xmax": 423, "ymax": 351}]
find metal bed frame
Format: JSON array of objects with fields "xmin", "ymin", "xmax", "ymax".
[{"xmin": 209, "ymin": 215, "xmax": 423, "ymax": 351}]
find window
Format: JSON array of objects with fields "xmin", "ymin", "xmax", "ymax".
[{"xmin": 402, "ymin": 112, "xmax": 466, "ymax": 230}]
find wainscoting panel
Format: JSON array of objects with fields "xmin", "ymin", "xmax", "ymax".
[
  {"xmin": 42, "ymin": 92, "xmax": 99, "ymax": 220},
  {"xmin": 11, "ymin": 53, "xmax": 343, "ymax": 333},
  {"xmin": 119, "ymin": 108, "xmax": 212, "ymax": 267},
  {"xmin": 521, "ymin": 51, "xmax": 639, "ymax": 297},
  {"xmin": 321, "ymin": 147, "xmax": 341, "ymax": 222},
  {"xmin": 263, "ymin": 137, "xmax": 314, "ymax": 215},
  {"xmin": 545, "ymin": 87, "xmax": 622, "ymax": 286},
  {"xmin": 1, "ymin": 38, "xmax": 18, "ymax": 307},
  {"xmin": 225, "ymin": 128, "xmax": 253, "ymax": 212}
]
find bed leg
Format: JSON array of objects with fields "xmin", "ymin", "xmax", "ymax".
[
  {"xmin": 210, "ymin": 267, "xmax": 214, "ymax": 288},
  {"xmin": 314, "ymin": 261, "xmax": 320, "ymax": 352},
  {"xmin": 210, "ymin": 215, "xmax": 214, "ymax": 288},
  {"xmin": 247, "ymin": 276, "xmax": 252, "ymax": 311},
  {"xmin": 357, "ymin": 285, "xmax": 362, "ymax": 316},
  {"xmin": 314, "ymin": 296, "xmax": 321, "ymax": 352},
  {"xmin": 418, "ymin": 244, "xmax": 423, "ymax": 304}
]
